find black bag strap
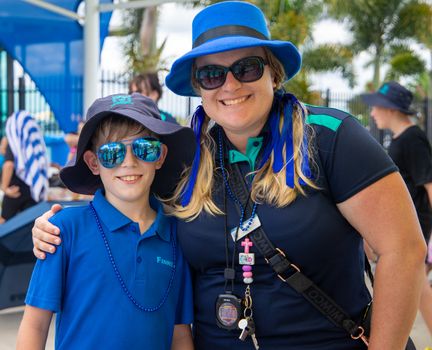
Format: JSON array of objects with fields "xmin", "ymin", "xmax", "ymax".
[{"xmin": 226, "ymin": 161, "xmax": 366, "ymax": 341}]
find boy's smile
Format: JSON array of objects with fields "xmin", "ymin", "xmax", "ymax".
[{"xmin": 117, "ymin": 175, "xmax": 142, "ymax": 183}]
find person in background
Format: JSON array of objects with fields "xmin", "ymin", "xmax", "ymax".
[
  {"xmin": 17, "ymin": 93, "xmax": 195, "ymax": 350},
  {"xmin": 31, "ymin": 2, "xmax": 426, "ymax": 349},
  {"xmin": 0, "ymin": 111, "xmax": 48, "ymax": 223},
  {"xmin": 0, "ymin": 135, "xmax": 7, "ymax": 170},
  {"xmin": 129, "ymin": 72, "xmax": 180, "ymax": 125},
  {"xmin": 362, "ymin": 81, "xmax": 432, "ymax": 337},
  {"xmin": 64, "ymin": 121, "xmax": 84, "ymax": 163}
]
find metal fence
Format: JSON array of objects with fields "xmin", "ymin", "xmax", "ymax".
[{"xmin": 1, "ymin": 60, "xmax": 431, "ymax": 148}]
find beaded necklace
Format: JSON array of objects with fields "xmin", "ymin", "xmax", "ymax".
[
  {"xmin": 218, "ymin": 128, "xmax": 257, "ymax": 232},
  {"xmin": 90, "ymin": 202, "xmax": 176, "ymax": 312}
]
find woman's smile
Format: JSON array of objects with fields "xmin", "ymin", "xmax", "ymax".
[{"xmin": 219, "ymin": 95, "xmax": 250, "ymax": 106}]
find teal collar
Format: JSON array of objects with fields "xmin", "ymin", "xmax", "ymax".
[{"xmin": 228, "ymin": 136, "xmax": 263, "ymax": 171}]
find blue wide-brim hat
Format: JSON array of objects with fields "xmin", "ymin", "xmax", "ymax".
[
  {"xmin": 165, "ymin": 1, "xmax": 302, "ymax": 97},
  {"xmin": 60, "ymin": 93, "xmax": 196, "ymax": 198}
]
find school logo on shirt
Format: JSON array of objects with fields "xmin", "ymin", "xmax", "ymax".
[
  {"xmin": 111, "ymin": 95, "xmax": 133, "ymax": 107},
  {"xmin": 156, "ymin": 256, "xmax": 174, "ymax": 268}
]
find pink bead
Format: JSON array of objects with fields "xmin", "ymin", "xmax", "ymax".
[
  {"xmin": 243, "ymin": 271, "xmax": 253, "ymax": 278},
  {"xmin": 242, "ymin": 265, "xmax": 252, "ymax": 272}
]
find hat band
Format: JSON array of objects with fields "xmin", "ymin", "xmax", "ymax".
[{"xmin": 193, "ymin": 25, "xmax": 268, "ymax": 48}]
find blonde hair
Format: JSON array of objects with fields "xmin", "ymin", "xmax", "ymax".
[{"xmin": 165, "ymin": 49, "xmax": 317, "ymax": 220}]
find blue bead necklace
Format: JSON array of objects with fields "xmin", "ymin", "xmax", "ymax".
[
  {"xmin": 90, "ymin": 202, "xmax": 176, "ymax": 312},
  {"xmin": 218, "ymin": 127, "xmax": 258, "ymax": 232}
]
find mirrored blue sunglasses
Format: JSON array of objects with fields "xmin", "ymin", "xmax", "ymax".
[{"xmin": 97, "ymin": 137, "xmax": 162, "ymax": 168}]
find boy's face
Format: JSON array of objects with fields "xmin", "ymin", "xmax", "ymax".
[
  {"xmin": 83, "ymin": 130, "xmax": 167, "ymax": 208},
  {"xmin": 370, "ymin": 106, "xmax": 394, "ymax": 130}
]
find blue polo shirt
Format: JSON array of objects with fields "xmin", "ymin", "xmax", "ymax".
[
  {"xmin": 25, "ymin": 190, "xmax": 193, "ymax": 350},
  {"xmin": 177, "ymin": 106, "xmax": 397, "ymax": 350}
]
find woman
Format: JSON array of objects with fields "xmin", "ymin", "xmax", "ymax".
[{"xmin": 32, "ymin": 2, "xmax": 425, "ymax": 349}]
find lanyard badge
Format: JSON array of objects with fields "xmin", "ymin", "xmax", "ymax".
[{"xmin": 230, "ymin": 214, "xmax": 261, "ymax": 242}]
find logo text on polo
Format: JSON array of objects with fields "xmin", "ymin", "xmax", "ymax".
[
  {"xmin": 111, "ymin": 95, "xmax": 133, "ymax": 107},
  {"xmin": 156, "ymin": 256, "xmax": 174, "ymax": 268}
]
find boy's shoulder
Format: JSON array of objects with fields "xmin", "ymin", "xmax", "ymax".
[{"xmin": 49, "ymin": 204, "xmax": 92, "ymax": 228}]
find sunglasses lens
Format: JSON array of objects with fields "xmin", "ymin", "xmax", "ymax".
[
  {"xmin": 97, "ymin": 142, "xmax": 126, "ymax": 168},
  {"xmin": 232, "ymin": 57, "xmax": 264, "ymax": 82},
  {"xmin": 196, "ymin": 57, "xmax": 266, "ymax": 90},
  {"xmin": 132, "ymin": 138, "xmax": 162, "ymax": 162},
  {"xmin": 196, "ymin": 65, "xmax": 227, "ymax": 90}
]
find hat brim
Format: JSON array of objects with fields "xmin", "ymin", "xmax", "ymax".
[
  {"xmin": 166, "ymin": 36, "xmax": 301, "ymax": 97},
  {"xmin": 361, "ymin": 93, "xmax": 416, "ymax": 115},
  {"xmin": 60, "ymin": 110, "xmax": 196, "ymax": 198}
]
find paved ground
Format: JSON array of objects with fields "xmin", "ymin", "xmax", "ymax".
[{"xmin": 1, "ymin": 306, "xmax": 430, "ymax": 349}]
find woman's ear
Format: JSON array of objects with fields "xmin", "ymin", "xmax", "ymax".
[
  {"xmin": 155, "ymin": 144, "xmax": 168, "ymax": 170},
  {"xmin": 83, "ymin": 150, "xmax": 100, "ymax": 175}
]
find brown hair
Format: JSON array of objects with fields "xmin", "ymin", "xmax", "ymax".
[
  {"xmin": 89, "ymin": 115, "xmax": 150, "ymax": 151},
  {"xmin": 128, "ymin": 73, "xmax": 163, "ymax": 101}
]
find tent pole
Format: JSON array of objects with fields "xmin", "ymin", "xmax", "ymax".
[{"xmin": 84, "ymin": 0, "xmax": 100, "ymax": 117}]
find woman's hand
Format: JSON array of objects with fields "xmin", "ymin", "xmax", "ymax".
[
  {"xmin": 32, "ymin": 204, "xmax": 63, "ymax": 259},
  {"xmin": 4, "ymin": 185, "xmax": 21, "ymax": 198}
]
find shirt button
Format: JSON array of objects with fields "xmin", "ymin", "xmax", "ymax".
[
  {"xmin": 253, "ymin": 141, "xmax": 260, "ymax": 147},
  {"xmin": 137, "ymin": 256, "xmax": 142, "ymax": 263},
  {"xmin": 131, "ymin": 225, "xmax": 137, "ymax": 232}
]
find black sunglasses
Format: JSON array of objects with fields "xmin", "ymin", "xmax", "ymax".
[{"xmin": 195, "ymin": 56, "xmax": 268, "ymax": 90}]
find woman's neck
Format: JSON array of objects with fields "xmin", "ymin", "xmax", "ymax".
[{"xmin": 223, "ymin": 123, "xmax": 266, "ymax": 154}]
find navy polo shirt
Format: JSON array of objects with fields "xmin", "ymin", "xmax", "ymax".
[
  {"xmin": 26, "ymin": 190, "xmax": 193, "ymax": 350},
  {"xmin": 177, "ymin": 106, "xmax": 397, "ymax": 350}
]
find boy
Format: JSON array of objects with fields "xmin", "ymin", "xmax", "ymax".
[
  {"xmin": 16, "ymin": 93, "xmax": 196, "ymax": 350},
  {"xmin": 362, "ymin": 81, "xmax": 432, "ymax": 337}
]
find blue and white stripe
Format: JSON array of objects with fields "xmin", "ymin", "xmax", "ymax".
[{"xmin": 6, "ymin": 111, "xmax": 49, "ymax": 202}]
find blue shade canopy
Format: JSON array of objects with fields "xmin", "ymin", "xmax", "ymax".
[{"xmin": 0, "ymin": 0, "xmax": 113, "ymax": 132}]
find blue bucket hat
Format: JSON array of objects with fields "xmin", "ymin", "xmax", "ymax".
[
  {"xmin": 165, "ymin": 1, "xmax": 302, "ymax": 97},
  {"xmin": 361, "ymin": 81, "xmax": 416, "ymax": 115},
  {"xmin": 60, "ymin": 93, "xmax": 196, "ymax": 198}
]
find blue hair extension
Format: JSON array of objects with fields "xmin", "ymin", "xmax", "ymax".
[
  {"xmin": 264, "ymin": 92, "xmax": 312, "ymax": 188},
  {"xmin": 269, "ymin": 94, "xmax": 284, "ymax": 173},
  {"xmin": 180, "ymin": 105, "xmax": 205, "ymax": 206}
]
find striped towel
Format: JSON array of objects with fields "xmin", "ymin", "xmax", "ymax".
[{"xmin": 5, "ymin": 111, "xmax": 49, "ymax": 202}]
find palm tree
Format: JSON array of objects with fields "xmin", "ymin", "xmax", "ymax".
[
  {"xmin": 392, "ymin": 1, "xmax": 432, "ymax": 98},
  {"xmin": 325, "ymin": 0, "xmax": 430, "ymax": 90},
  {"xmin": 249, "ymin": 0, "xmax": 355, "ymax": 102},
  {"xmin": 109, "ymin": 3, "xmax": 169, "ymax": 74}
]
